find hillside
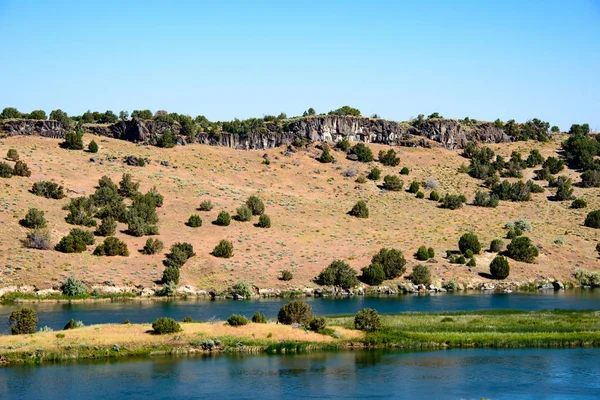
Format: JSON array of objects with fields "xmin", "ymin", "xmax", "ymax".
[{"xmin": 0, "ymin": 133, "xmax": 598, "ymax": 295}]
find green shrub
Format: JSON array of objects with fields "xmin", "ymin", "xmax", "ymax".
[
  {"xmin": 213, "ymin": 240, "xmax": 234, "ymax": 258},
  {"xmin": 124, "ymin": 193, "xmax": 159, "ymax": 236},
  {"xmin": 0, "ymin": 162, "xmax": 13, "ymax": 178},
  {"xmin": 6, "ymin": 149, "xmax": 19, "ymax": 161},
  {"xmin": 65, "ymin": 197, "xmax": 97, "ymax": 227},
  {"xmin": 227, "ymin": 314, "xmax": 249, "ymax": 326},
  {"xmin": 451, "ymin": 255, "xmax": 467, "ymax": 264},
  {"xmin": 400, "ymin": 167, "xmax": 410, "ymax": 175},
  {"xmin": 187, "ymin": 214, "xmax": 202, "ymax": 227},
  {"xmin": 490, "ymin": 239, "xmax": 505, "ymax": 252},
  {"xmin": 162, "ymin": 266, "xmax": 180, "ymax": 284},
  {"xmin": 25, "ymin": 228, "xmax": 51, "ymax": 250},
  {"xmin": 230, "ymin": 281, "xmax": 254, "ymax": 298},
  {"xmin": 93, "ymin": 237, "xmax": 129, "ymax": 256},
  {"xmin": 31, "ymin": 181, "xmax": 66, "ymax": 199},
  {"xmin": 277, "ymin": 300, "xmax": 313, "ymax": 325},
  {"xmin": 252, "ymin": 312, "xmax": 267, "ymax": 323},
  {"xmin": 427, "ymin": 247, "xmax": 435, "ymax": 258},
  {"xmin": 61, "ymin": 276, "xmax": 87, "ymax": 296},
  {"xmin": 372, "ymin": 248, "xmax": 407, "ymax": 279},
  {"xmin": 473, "ymin": 191, "xmax": 499, "ymax": 208},
  {"xmin": 467, "ymin": 257, "xmax": 476, "ymax": 267},
  {"xmin": 281, "ymin": 270, "xmax": 293, "ymax": 281},
  {"xmin": 9, "ymin": 308, "xmax": 38, "ymax": 335},
  {"xmin": 415, "ymin": 246, "xmax": 429, "ymax": 261},
  {"xmin": 542, "ymin": 156, "xmax": 565, "ymax": 174},
  {"xmin": 429, "ymin": 191, "xmax": 440, "ymax": 201},
  {"xmin": 349, "ymin": 143, "xmax": 374, "ymax": 162},
  {"xmin": 157, "ymin": 129, "xmax": 175, "ymax": 148},
  {"xmin": 408, "ymin": 181, "xmax": 420, "ymax": 193},
  {"xmin": 574, "ymin": 268, "xmax": 600, "ymax": 287},
  {"xmin": 416, "ymin": 191, "xmax": 424, "ymax": 199},
  {"xmin": 21, "ymin": 208, "xmax": 47, "ymax": 229},
  {"xmin": 355, "ymin": 175, "xmax": 367, "ymax": 184},
  {"xmin": 581, "ymin": 170, "xmax": 600, "ymax": 188},
  {"xmin": 198, "ymin": 200, "xmax": 214, "ymax": 211},
  {"xmin": 118, "ymin": 173, "xmax": 140, "ymax": 198},
  {"xmin": 152, "ymin": 317, "xmax": 182, "ymax": 334},
  {"xmin": 458, "ymin": 233, "xmax": 481, "ymax": 255},
  {"xmin": 596, "ymin": 242, "xmax": 600, "ymax": 257},
  {"xmin": 526, "ymin": 149, "xmax": 545, "ymax": 167},
  {"xmin": 585, "ymin": 210, "xmax": 600, "ymax": 228},
  {"xmin": 441, "ymin": 194, "xmax": 465, "ymax": 209},
  {"xmin": 98, "ymin": 175, "xmax": 118, "ymax": 191},
  {"xmin": 571, "ymin": 198, "xmax": 587, "ymax": 209},
  {"xmin": 69, "ymin": 228, "xmax": 95, "ymax": 245},
  {"xmin": 507, "ymin": 236, "xmax": 539, "ymax": 263},
  {"xmin": 88, "ymin": 140, "xmax": 99, "ymax": 153},
  {"xmin": 490, "ymin": 255, "xmax": 510, "ymax": 279},
  {"xmin": 309, "ymin": 317, "xmax": 327, "ymax": 332},
  {"xmin": 318, "ymin": 260, "xmax": 358, "ymax": 288},
  {"xmin": 361, "ymin": 263, "xmax": 386, "ymax": 285},
  {"xmin": 513, "ymin": 219, "xmax": 532, "ymax": 231},
  {"xmin": 63, "ymin": 129, "xmax": 84, "ymax": 150},
  {"xmin": 146, "ymin": 187, "xmax": 164, "ymax": 207},
  {"xmin": 235, "ymin": 205, "xmax": 252, "ymax": 221},
  {"xmin": 318, "ymin": 147, "xmax": 334, "ymax": 163},
  {"xmin": 354, "ymin": 308, "xmax": 381, "ymax": 332},
  {"xmin": 55, "ymin": 234, "xmax": 87, "ymax": 253},
  {"xmin": 336, "ymin": 137, "xmax": 351, "ymax": 151},
  {"xmin": 378, "ymin": 149, "xmax": 400, "ymax": 166},
  {"xmin": 164, "ymin": 242, "xmax": 195, "ymax": 267},
  {"xmin": 63, "ymin": 319, "xmax": 84, "ymax": 330},
  {"xmin": 383, "ymin": 175, "xmax": 403, "ymax": 191},
  {"xmin": 464, "ymin": 249, "xmax": 474, "ymax": 258},
  {"xmin": 555, "ymin": 178, "xmax": 574, "ymax": 201},
  {"xmin": 506, "ymin": 228, "xmax": 522, "ymax": 239},
  {"xmin": 349, "ymin": 200, "xmax": 369, "ymax": 218},
  {"xmin": 367, "ymin": 167, "xmax": 381, "ymax": 180},
  {"xmin": 13, "ymin": 161, "xmax": 31, "ymax": 177},
  {"xmin": 215, "ymin": 211, "xmax": 231, "ymax": 226},
  {"xmin": 246, "ymin": 195, "xmax": 265, "ymax": 215},
  {"xmin": 142, "ymin": 238, "xmax": 164, "ymax": 255},
  {"xmin": 137, "ymin": 158, "xmax": 146, "ymax": 167},
  {"xmin": 95, "ymin": 216, "xmax": 117, "ymax": 236},
  {"xmin": 156, "ymin": 281, "xmax": 177, "ymax": 297},
  {"xmin": 408, "ymin": 264, "xmax": 431, "ymax": 285},
  {"xmin": 256, "ymin": 214, "xmax": 271, "ymax": 228}
]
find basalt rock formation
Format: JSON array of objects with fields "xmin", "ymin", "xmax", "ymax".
[{"xmin": 1, "ymin": 116, "xmax": 511, "ymax": 150}]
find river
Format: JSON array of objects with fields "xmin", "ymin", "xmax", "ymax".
[
  {"xmin": 1, "ymin": 348, "xmax": 598, "ymax": 399},
  {"xmin": 1, "ymin": 289, "xmax": 599, "ymax": 333}
]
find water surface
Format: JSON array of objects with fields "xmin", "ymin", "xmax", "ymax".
[
  {"xmin": 1, "ymin": 348, "xmax": 599, "ymax": 399},
  {"xmin": 1, "ymin": 289, "xmax": 599, "ymax": 333}
]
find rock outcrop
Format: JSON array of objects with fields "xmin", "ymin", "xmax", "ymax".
[{"xmin": 1, "ymin": 116, "xmax": 511, "ymax": 150}]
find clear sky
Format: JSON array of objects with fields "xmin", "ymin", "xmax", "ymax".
[{"xmin": 1, "ymin": 0, "xmax": 598, "ymax": 130}]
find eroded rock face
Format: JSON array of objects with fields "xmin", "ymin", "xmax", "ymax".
[{"xmin": 1, "ymin": 116, "xmax": 511, "ymax": 150}]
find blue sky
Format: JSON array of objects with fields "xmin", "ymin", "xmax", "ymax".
[{"xmin": 1, "ymin": 0, "xmax": 598, "ymax": 130}]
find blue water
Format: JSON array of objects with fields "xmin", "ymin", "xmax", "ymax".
[
  {"xmin": 1, "ymin": 348, "xmax": 599, "ymax": 399},
  {"xmin": 1, "ymin": 290, "xmax": 599, "ymax": 333}
]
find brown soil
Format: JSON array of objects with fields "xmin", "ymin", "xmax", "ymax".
[{"xmin": 0, "ymin": 135, "xmax": 598, "ymax": 292}]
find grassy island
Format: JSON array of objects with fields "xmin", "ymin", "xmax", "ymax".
[{"xmin": 1, "ymin": 309, "xmax": 599, "ymax": 366}]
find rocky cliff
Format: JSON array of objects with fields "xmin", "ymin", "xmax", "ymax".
[{"xmin": 1, "ymin": 116, "xmax": 511, "ymax": 150}]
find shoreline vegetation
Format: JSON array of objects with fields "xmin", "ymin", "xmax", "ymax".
[
  {"xmin": 2, "ymin": 310, "xmax": 599, "ymax": 366},
  {"xmin": 0, "ymin": 283, "xmax": 591, "ymax": 305}
]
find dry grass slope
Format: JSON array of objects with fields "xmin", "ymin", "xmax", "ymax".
[{"xmin": 0, "ymin": 134, "xmax": 599, "ymax": 291}]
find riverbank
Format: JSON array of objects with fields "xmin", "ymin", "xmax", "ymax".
[{"xmin": 2, "ymin": 310, "xmax": 599, "ymax": 366}]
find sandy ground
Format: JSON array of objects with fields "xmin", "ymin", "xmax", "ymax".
[{"xmin": 0, "ymin": 134, "xmax": 598, "ymax": 291}]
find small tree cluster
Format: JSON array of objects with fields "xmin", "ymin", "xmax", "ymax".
[
  {"xmin": 213, "ymin": 240, "xmax": 234, "ymax": 258},
  {"xmin": 152, "ymin": 317, "xmax": 182, "ymax": 334},
  {"xmin": 473, "ymin": 191, "xmax": 499, "ymax": 208},
  {"xmin": 383, "ymin": 175, "xmax": 403, "ymax": 191},
  {"xmin": 9, "ymin": 308, "xmax": 38, "ymax": 335},
  {"xmin": 277, "ymin": 300, "xmax": 313, "ymax": 325},
  {"xmin": 318, "ymin": 260, "xmax": 358, "ymax": 289},
  {"xmin": 349, "ymin": 200, "xmax": 369, "ymax": 218},
  {"xmin": 408, "ymin": 264, "xmax": 431, "ymax": 285},
  {"xmin": 142, "ymin": 238, "xmax": 164, "ymax": 255},
  {"xmin": 93, "ymin": 236, "xmax": 129, "ymax": 256},
  {"xmin": 354, "ymin": 308, "xmax": 381, "ymax": 332},
  {"xmin": 31, "ymin": 181, "xmax": 66, "ymax": 199},
  {"xmin": 378, "ymin": 149, "xmax": 400, "ymax": 166},
  {"xmin": 440, "ymin": 194, "xmax": 466, "ymax": 209},
  {"xmin": 349, "ymin": 143, "xmax": 374, "ymax": 162}
]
